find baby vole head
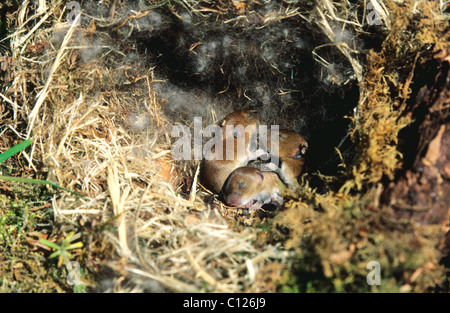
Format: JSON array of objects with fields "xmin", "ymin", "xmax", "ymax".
[
  {"xmin": 222, "ymin": 166, "xmax": 264, "ymax": 207},
  {"xmin": 221, "ymin": 109, "xmax": 259, "ymax": 127},
  {"xmin": 276, "ymin": 130, "xmax": 308, "ymax": 159},
  {"xmin": 221, "ymin": 109, "xmax": 260, "ymax": 139}
]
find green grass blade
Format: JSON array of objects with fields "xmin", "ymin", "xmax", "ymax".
[
  {"xmin": 49, "ymin": 251, "xmax": 60, "ymax": 259},
  {"xmin": 0, "ymin": 175, "xmax": 85, "ymax": 197},
  {"xmin": 64, "ymin": 231, "xmax": 76, "ymax": 243},
  {"xmin": 39, "ymin": 238, "xmax": 61, "ymax": 250},
  {"xmin": 66, "ymin": 242, "xmax": 83, "ymax": 250},
  {"xmin": 0, "ymin": 139, "xmax": 32, "ymax": 163}
]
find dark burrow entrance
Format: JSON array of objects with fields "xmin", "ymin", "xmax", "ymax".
[{"xmin": 129, "ymin": 4, "xmax": 376, "ymax": 182}]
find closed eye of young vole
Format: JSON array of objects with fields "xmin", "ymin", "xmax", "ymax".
[{"xmin": 221, "ymin": 166, "xmax": 283, "ymax": 211}]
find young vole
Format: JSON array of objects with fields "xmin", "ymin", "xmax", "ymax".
[
  {"xmin": 221, "ymin": 166, "xmax": 283, "ymax": 211},
  {"xmin": 201, "ymin": 109, "xmax": 262, "ymax": 194},
  {"xmin": 267, "ymin": 129, "xmax": 308, "ymax": 189}
]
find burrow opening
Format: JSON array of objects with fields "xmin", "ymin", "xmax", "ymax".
[{"xmin": 122, "ymin": 4, "xmax": 382, "ymax": 182}]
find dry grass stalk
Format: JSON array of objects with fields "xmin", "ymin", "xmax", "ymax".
[
  {"xmin": 314, "ymin": 1, "xmax": 363, "ymax": 92},
  {"xmin": 107, "ymin": 162, "xmax": 132, "ymax": 258},
  {"xmin": 27, "ymin": 13, "xmax": 80, "ymax": 139}
]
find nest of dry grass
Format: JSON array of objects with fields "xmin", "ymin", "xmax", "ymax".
[{"xmin": 0, "ymin": 0, "xmax": 449, "ymax": 292}]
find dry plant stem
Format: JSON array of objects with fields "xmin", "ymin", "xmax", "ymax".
[
  {"xmin": 0, "ymin": 92, "xmax": 19, "ymax": 123},
  {"xmin": 27, "ymin": 13, "xmax": 81, "ymax": 140},
  {"xmin": 315, "ymin": 4, "xmax": 363, "ymax": 92},
  {"xmin": 55, "ymin": 96, "xmax": 101, "ymax": 157},
  {"xmin": 123, "ymin": 266, "xmax": 201, "ymax": 293},
  {"xmin": 323, "ymin": 0, "xmax": 362, "ymax": 27},
  {"xmin": 189, "ymin": 163, "xmax": 200, "ymax": 202},
  {"xmin": 186, "ymin": 250, "xmax": 218, "ymax": 287},
  {"xmin": 14, "ymin": 3, "xmax": 54, "ymax": 52},
  {"xmin": 107, "ymin": 163, "xmax": 132, "ymax": 257}
]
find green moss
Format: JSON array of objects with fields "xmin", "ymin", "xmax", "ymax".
[{"xmin": 0, "ymin": 182, "xmax": 96, "ymax": 293}]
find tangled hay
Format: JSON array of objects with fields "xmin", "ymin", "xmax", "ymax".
[{"xmin": 0, "ymin": 0, "xmax": 449, "ymax": 292}]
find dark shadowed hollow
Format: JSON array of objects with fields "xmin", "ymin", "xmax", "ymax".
[{"xmin": 130, "ymin": 5, "xmax": 364, "ymax": 176}]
